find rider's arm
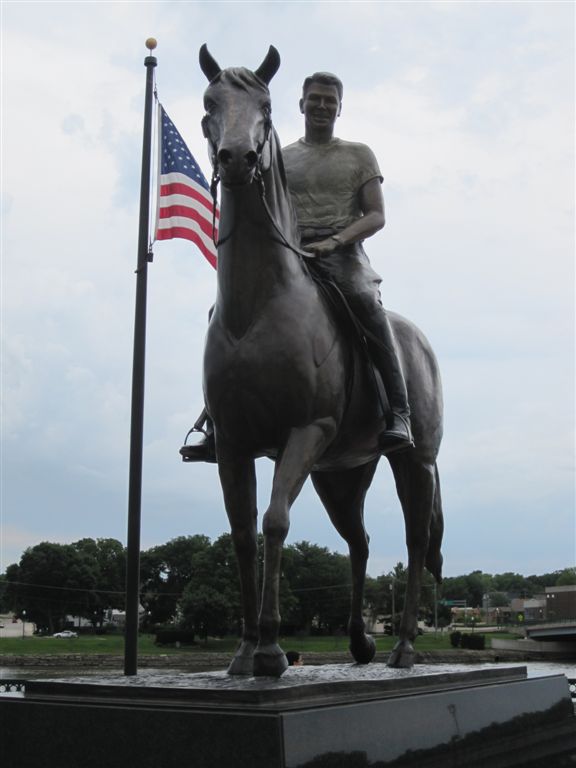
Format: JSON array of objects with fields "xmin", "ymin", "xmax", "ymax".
[{"xmin": 303, "ymin": 177, "xmax": 385, "ymax": 256}]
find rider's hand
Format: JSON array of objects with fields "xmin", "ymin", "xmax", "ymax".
[{"xmin": 303, "ymin": 238, "xmax": 338, "ymax": 257}]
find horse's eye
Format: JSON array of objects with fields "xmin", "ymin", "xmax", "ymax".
[
  {"xmin": 204, "ymin": 99, "xmax": 216, "ymax": 114},
  {"xmin": 263, "ymin": 103, "xmax": 271, "ymax": 118}
]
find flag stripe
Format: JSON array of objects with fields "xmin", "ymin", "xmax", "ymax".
[
  {"xmin": 156, "ymin": 214, "xmax": 218, "ymax": 252},
  {"xmin": 157, "ymin": 190, "xmax": 220, "ymax": 220},
  {"xmin": 156, "ymin": 227, "xmax": 217, "ymax": 269},
  {"xmin": 158, "ymin": 204, "xmax": 218, "ymax": 239},
  {"xmin": 154, "ymin": 105, "xmax": 218, "ymax": 268},
  {"xmin": 159, "ymin": 182, "xmax": 218, "ymax": 215}
]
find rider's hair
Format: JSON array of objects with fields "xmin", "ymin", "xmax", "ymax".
[{"xmin": 302, "ymin": 72, "xmax": 343, "ymax": 101}]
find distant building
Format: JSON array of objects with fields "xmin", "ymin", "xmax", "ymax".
[
  {"xmin": 546, "ymin": 585, "xmax": 576, "ymax": 621},
  {"xmin": 510, "ymin": 596, "xmax": 546, "ymax": 623},
  {"xmin": 523, "ymin": 597, "xmax": 546, "ymax": 622}
]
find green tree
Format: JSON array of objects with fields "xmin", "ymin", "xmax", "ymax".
[
  {"xmin": 4, "ymin": 542, "xmax": 98, "ymax": 633},
  {"xmin": 72, "ymin": 538, "xmax": 126, "ymax": 625},
  {"xmin": 179, "ymin": 583, "xmax": 234, "ymax": 640},
  {"xmin": 491, "ymin": 572, "xmax": 534, "ymax": 597},
  {"xmin": 488, "ymin": 591, "xmax": 510, "ymax": 608},
  {"xmin": 0, "ymin": 574, "xmax": 8, "ymax": 613},
  {"xmin": 140, "ymin": 535, "xmax": 211, "ymax": 625},
  {"xmin": 364, "ymin": 573, "xmax": 398, "ymax": 628},
  {"xmin": 526, "ymin": 571, "xmax": 562, "ymax": 590},
  {"xmin": 441, "ymin": 570, "xmax": 488, "ymax": 608},
  {"xmin": 556, "ymin": 568, "xmax": 576, "ymax": 586},
  {"xmin": 175, "ymin": 534, "xmax": 244, "ymax": 639},
  {"xmin": 281, "ymin": 541, "xmax": 351, "ymax": 633},
  {"xmin": 465, "ymin": 571, "xmax": 488, "ymax": 607},
  {"xmin": 363, "ymin": 575, "xmax": 385, "ymax": 623}
]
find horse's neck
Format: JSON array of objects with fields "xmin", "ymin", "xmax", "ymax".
[{"xmin": 216, "ymin": 143, "xmax": 305, "ymax": 336}]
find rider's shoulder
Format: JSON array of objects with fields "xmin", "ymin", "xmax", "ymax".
[
  {"xmin": 335, "ymin": 138, "xmax": 378, "ymax": 158},
  {"xmin": 282, "ymin": 137, "xmax": 374, "ymax": 154},
  {"xmin": 282, "ymin": 138, "xmax": 303, "ymax": 154}
]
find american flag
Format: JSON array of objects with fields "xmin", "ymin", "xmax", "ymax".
[{"xmin": 154, "ymin": 104, "xmax": 218, "ymax": 269}]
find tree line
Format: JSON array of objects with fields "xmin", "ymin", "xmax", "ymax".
[{"xmin": 1, "ymin": 535, "xmax": 574, "ymax": 638}]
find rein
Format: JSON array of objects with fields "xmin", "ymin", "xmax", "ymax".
[
  {"xmin": 206, "ymin": 119, "xmax": 389, "ymax": 421},
  {"xmin": 207, "ymin": 119, "xmax": 312, "ymax": 261}
]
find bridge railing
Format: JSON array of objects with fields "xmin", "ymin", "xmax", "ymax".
[{"xmin": 0, "ymin": 680, "xmax": 26, "ymax": 694}]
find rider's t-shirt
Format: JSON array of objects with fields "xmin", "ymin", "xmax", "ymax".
[{"xmin": 282, "ymin": 137, "xmax": 383, "ymax": 239}]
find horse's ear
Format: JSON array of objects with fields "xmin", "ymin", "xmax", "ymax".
[
  {"xmin": 199, "ymin": 44, "xmax": 221, "ymax": 82},
  {"xmin": 254, "ymin": 46, "xmax": 280, "ymax": 85}
]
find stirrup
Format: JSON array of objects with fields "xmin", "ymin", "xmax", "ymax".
[
  {"xmin": 379, "ymin": 413, "xmax": 414, "ymax": 454},
  {"xmin": 179, "ymin": 426, "xmax": 216, "ymax": 464}
]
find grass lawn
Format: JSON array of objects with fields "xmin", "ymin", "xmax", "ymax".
[{"xmin": 0, "ymin": 631, "xmax": 518, "ymax": 657}]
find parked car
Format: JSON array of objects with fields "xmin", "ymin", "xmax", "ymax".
[{"xmin": 53, "ymin": 630, "xmax": 78, "ymax": 638}]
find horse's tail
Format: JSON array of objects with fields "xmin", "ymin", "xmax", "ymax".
[{"xmin": 425, "ymin": 462, "xmax": 444, "ymax": 583}]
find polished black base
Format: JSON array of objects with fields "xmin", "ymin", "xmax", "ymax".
[{"xmin": 1, "ymin": 665, "xmax": 574, "ymax": 768}]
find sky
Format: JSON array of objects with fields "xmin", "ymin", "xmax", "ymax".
[{"xmin": 1, "ymin": 1, "xmax": 574, "ymax": 580}]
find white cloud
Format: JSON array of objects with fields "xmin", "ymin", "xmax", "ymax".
[{"xmin": 1, "ymin": 1, "xmax": 573, "ymax": 577}]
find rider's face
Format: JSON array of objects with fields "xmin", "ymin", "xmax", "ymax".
[{"xmin": 300, "ymin": 83, "xmax": 341, "ymax": 131}]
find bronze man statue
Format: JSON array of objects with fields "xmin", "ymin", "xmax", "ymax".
[
  {"xmin": 181, "ymin": 70, "xmax": 412, "ymax": 461},
  {"xmin": 283, "ymin": 72, "xmax": 412, "ymax": 451}
]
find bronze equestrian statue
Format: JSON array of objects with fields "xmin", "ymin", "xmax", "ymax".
[{"xmin": 188, "ymin": 44, "xmax": 444, "ymax": 677}]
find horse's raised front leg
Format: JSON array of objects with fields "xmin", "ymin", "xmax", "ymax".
[
  {"xmin": 217, "ymin": 449, "xmax": 259, "ymax": 676},
  {"xmin": 255, "ymin": 418, "xmax": 337, "ymax": 677},
  {"xmin": 387, "ymin": 454, "xmax": 436, "ymax": 668},
  {"xmin": 311, "ymin": 459, "xmax": 379, "ymax": 665}
]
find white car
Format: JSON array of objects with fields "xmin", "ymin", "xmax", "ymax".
[{"xmin": 53, "ymin": 630, "xmax": 78, "ymax": 638}]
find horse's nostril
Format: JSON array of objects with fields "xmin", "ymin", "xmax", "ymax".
[
  {"xmin": 245, "ymin": 151, "xmax": 258, "ymax": 168},
  {"xmin": 218, "ymin": 149, "xmax": 233, "ymax": 166}
]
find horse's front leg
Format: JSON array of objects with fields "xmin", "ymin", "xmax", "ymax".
[
  {"xmin": 218, "ymin": 449, "xmax": 259, "ymax": 676},
  {"xmin": 255, "ymin": 418, "xmax": 337, "ymax": 677}
]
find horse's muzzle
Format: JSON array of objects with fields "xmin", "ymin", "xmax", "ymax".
[{"xmin": 217, "ymin": 146, "xmax": 259, "ymax": 187}]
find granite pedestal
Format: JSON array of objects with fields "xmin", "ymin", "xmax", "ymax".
[{"xmin": 1, "ymin": 663, "xmax": 574, "ymax": 767}]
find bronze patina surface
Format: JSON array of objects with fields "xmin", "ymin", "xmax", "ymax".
[{"xmin": 197, "ymin": 45, "xmax": 443, "ymax": 677}]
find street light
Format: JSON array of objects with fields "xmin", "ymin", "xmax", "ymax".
[{"xmin": 22, "ymin": 610, "xmax": 26, "ymax": 639}]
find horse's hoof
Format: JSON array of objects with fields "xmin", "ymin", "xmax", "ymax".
[
  {"xmin": 227, "ymin": 640, "xmax": 255, "ymax": 676},
  {"xmin": 350, "ymin": 632, "xmax": 376, "ymax": 664},
  {"xmin": 253, "ymin": 644, "xmax": 288, "ymax": 678},
  {"xmin": 387, "ymin": 640, "xmax": 415, "ymax": 668},
  {"xmin": 425, "ymin": 550, "xmax": 443, "ymax": 583}
]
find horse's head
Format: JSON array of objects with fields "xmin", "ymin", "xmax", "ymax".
[{"xmin": 199, "ymin": 44, "xmax": 280, "ymax": 187}]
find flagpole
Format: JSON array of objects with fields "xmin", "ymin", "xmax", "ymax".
[{"xmin": 124, "ymin": 38, "xmax": 157, "ymax": 676}]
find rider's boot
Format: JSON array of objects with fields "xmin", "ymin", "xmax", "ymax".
[
  {"xmin": 179, "ymin": 408, "xmax": 217, "ymax": 463},
  {"xmin": 367, "ymin": 312, "xmax": 414, "ymax": 453}
]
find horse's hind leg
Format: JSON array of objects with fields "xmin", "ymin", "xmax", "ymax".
[
  {"xmin": 426, "ymin": 463, "xmax": 444, "ymax": 583},
  {"xmin": 387, "ymin": 453, "xmax": 437, "ymax": 668},
  {"xmin": 311, "ymin": 459, "xmax": 379, "ymax": 665}
]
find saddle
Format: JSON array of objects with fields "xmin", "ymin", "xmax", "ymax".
[{"xmin": 307, "ymin": 269, "xmax": 391, "ymax": 424}]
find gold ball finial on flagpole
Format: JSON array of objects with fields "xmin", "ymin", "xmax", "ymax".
[{"xmin": 146, "ymin": 38, "xmax": 157, "ymax": 52}]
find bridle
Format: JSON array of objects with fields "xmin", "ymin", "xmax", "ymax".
[{"xmin": 204, "ymin": 113, "xmax": 311, "ymax": 262}]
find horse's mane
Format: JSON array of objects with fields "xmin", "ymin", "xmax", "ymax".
[{"xmin": 269, "ymin": 127, "xmax": 300, "ymax": 245}]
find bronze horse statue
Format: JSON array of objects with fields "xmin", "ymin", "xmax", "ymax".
[{"xmin": 198, "ymin": 44, "xmax": 444, "ymax": 677}]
